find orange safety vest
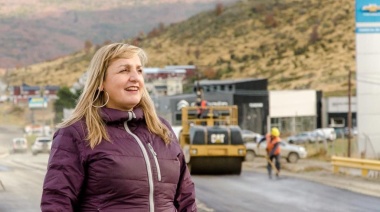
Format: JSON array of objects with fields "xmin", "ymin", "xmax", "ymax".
[
  {"xmin": 197, "ymin": 100, "xmax": 207, "ymax": 114},
  {"xmin": 265, "ymin": 133, "xmax": 281, "ymax": 155}
]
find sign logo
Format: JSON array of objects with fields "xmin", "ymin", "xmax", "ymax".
[
  {"xmin": 177, "ymin": 100, "xmax": 189, "ymax": 110},
  {"xmin": 211, "ymin": 134, "xmax": 225, "ymax": 143},
  {"xmin": 362, "ymin": 4, "xmax": 380, "ymax": 13},
  {"xmin": 190, "ymin": 101, "xmax": 229, "ymax": 106}
]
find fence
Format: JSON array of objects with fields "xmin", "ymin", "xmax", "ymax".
[{"xmin": 331, "ymin": 156, "xmax": 380, "ymax": 177}]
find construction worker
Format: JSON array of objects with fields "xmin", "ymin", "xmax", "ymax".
[
  {"xmin": 196, "ymin": 97, "xmax": 208, "ymax": 118},
  {"xmin": 258, "ymin": 127, "xmax": 281, "ymax": 179}
]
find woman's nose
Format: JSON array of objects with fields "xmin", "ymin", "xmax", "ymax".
[{"xmin": 129, "ymin": 70, "xmax": 138, "ymax": 81}]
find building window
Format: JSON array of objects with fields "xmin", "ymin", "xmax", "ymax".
[
  {"xmin": 271, "ymin": 116, "xmax": 316, "ymax": 136},
  {"xmin": 330, "ymin": 117, "xmax": 345, "ymax": 128}
]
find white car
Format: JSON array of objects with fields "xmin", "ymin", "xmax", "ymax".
[
  {"xmin": 31, "ymin": 136, "xmax": 52, "ymax": 155},
  {"xmin": 245, "ymin": 141, "xmax": 307, "ymax": 163},
  {"xmin": 286, "ymin": 131, "xmax": 317, "ymax": 144},
  {"xmin": 314, "ymin": 128, "xmax": 336, "ymax": 141},
  {"xmin": 10, "ymin": 137, "xmax": 28, "ymax": 153},
  {"xmin": 241, "ymin": 129, "xmax": 261, "ymax": 143}
]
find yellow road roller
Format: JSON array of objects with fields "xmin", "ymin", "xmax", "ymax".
[{"xmin": 179, "ymin": 105, "xmax": 246, "ymax": 175}]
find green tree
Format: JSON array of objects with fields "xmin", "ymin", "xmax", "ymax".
[{"xmin": 54, "ymin": 87, "xmax": 81, "ymax": 123}]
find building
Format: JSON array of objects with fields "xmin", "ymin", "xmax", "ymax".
[
  {"xmin": 324, "ymin": 96, "xmax": 356, "ymax": 128},
  {"xmin": 153, "ymin": 78, "xmax": 269, "ymax": 134},
  {"xmin": 144, "ymin": 67, "xmax": 187, "ymax": 82},
  {"xmin": 9, "ymin": 83, "xmax": 41, "ymax": 105},
  {"xmin": 269, "ymin": 90, "xmax": 323, "ymax": 136}
]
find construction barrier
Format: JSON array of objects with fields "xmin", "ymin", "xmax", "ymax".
[{"xmin": 331, "ymin": 156, "xmax": 380, "ymax": 177}]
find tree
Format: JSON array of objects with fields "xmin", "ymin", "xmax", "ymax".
[
  {"xmin": 215, "ymin": 3, "xmax": 224, "ymax": 16},
  {"xmin": 53, "ymin": 87, "xmax": 81, "ymax": 123},
  {"xmin": 309, "ymin": 25, "xmax": 320, "ymax": 44},
  {"xmin": 84, "ymin": 40, "xmax": 93, "ymax": 53}
]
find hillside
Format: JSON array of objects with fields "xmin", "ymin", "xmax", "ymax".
[
  {"xmin": 5, "ymin": 0, "xmax": 356, "ymax": 96},
  {"xmin": 0, "ymin": 0, "xmax": 239, "ymax": 68}
]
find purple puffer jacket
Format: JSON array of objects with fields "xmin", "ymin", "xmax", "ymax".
[{"xmin": 41, "ymin": 107, "xmax": 197, "ymax": 212}]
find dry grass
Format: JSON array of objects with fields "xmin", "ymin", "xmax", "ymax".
[
  {"xmin": 6, "ymin": 0, "xmax": 356, "ymax": 96},
  {"xmin": 0, "ymin": 102, "xmax": 28, "ymax": 127}
]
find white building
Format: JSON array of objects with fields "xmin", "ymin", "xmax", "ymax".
[{"xmin": 269, "ymin": 90, "xmax": 321, "ymax": 136}]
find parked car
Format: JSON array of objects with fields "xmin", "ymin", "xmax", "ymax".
[
  {"xmin": 344, "ymin": 127, "xmax": 358, "ymax": 137},
  {"xmin": 245, "ymin": 141, "xmax": 307, "ymax": 163},
  {"xmin": 286, "ymin": 131, "xmax": 316, "ymax": 144},
  {"xmin": 31, "ymin": 136, "xmax": 52, "ymax": 155},
  {"xmin": 314, "ymin": 128, "xmax": 336, "ymax": 141},
  {"xmin": 241, "ymin": 129, "xmax": 261, "ymax": 143},
  {"xmin": 10, "ymin": 137, "xmax": 28, "ymax": 153}
]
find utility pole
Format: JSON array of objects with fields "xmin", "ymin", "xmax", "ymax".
[{"xmin": 347, "ymin": 66, "xmax": 352, "ymax": 157}]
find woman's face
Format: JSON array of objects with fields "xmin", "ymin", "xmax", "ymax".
[{"xmin": 102, "ymin": 54, "xmax": 144, "ymax": 111}]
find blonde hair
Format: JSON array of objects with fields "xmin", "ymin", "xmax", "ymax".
[{"xmin": 58, "ymin": 43, "xmax": 171, "ymax": 148}]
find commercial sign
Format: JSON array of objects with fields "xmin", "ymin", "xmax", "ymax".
[
  {"xmin": 28, "ymin": 97, "xmax": 48, "ymax": 109},
  {"xmin": 356, "ymin": 1, "xmax": 380, "ymax": 32},
  {"xmin": 356, "ymin": 0, "xmax": 380, "ymax": 156}
]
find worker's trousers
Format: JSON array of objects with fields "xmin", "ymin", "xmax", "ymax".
[{"xmin": 267, "ymin": 154, "xmax": 281, "ymax": 176}]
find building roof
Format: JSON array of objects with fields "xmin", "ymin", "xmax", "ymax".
[
  {"xmin": 144, "ymin": 67, "xmax": 161, "ymax": 74},
  {"xmin": 144, "ymin": 67, "xmax": 186, "ymax": 74},
  {"xmin": 164, "ymin": 65, "xmax": 196, "ymax": 69},
  {"xmin": 196, "ymin": 78, "xmax": 265, "ymax": 86},
  {"xmin": 44, "ymin": 85, "xmax": 60, "ymax": 90},
  {"xmin": 21, "ymin": 83, "xmax": 40, "ymax": 91}
]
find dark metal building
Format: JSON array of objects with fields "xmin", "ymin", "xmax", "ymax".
[{"xmin": 152, "ymin": 78, "xmax": 269, "ymax": 134}]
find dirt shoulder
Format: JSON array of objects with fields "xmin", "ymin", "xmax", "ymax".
[{"xmin": 243, "ymin": 157, "xmax": 380, "ymax": 198}]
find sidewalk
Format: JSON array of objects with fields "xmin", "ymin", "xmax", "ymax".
[{"xmin": 243, "ymin": 157, "xmax": 380, "ymax": 198}]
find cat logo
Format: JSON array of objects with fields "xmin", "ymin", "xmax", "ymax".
[
  {"xmin": 362, "ymin": 4, "xmax": 380, "ymax": 13},
  {"xmin": 211, "ymin": 134, "xmax": 225, "ymax": 143}
]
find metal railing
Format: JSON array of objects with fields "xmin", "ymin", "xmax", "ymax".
[{"xmin": 331, "ymin": 156, "xmax": 380, "ymax": 177}]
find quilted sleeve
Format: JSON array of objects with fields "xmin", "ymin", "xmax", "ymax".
[{"xmin": 41, "ymin": 125, "xmax": 86, "ymax": 212}]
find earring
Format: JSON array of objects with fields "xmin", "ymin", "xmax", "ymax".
[{"xmin": 92, "ymin": 90, "xmax": 109, "ymax": 108}]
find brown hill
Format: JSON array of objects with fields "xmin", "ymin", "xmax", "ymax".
[
  {"xmin": 0, "ymin": 0, "xmax": 239, "ymax": 68},
  {"xmin": 5, "ymin": 0, "xmax": 356, "ymax": 96}
]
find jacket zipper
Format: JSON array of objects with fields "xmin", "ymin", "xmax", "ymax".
[
  {"xmin": 148, "ymin": 143, "xmax": 162, "ymax": 182},
  {"xmin": 124, "ymin": 112, "xmax": 155, "ymax": 212}
]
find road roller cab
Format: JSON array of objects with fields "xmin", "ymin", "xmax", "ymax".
[{"xmin": 179, "ymin": 105, "xmax": 246, "ymax": 175}]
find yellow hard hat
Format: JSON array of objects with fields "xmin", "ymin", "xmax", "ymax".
[{"xmin": 271, "ymin": 127, "xmax": 280, "ymax": 137}]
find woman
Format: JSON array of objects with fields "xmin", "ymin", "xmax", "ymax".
[{"xmin": 41, "ymin": 43, "xmax": 197, "ymax": 211}]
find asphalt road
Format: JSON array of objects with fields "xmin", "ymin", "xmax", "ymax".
[
  {"xmin": 0, "ymin": 154, "xmax": 46, "ymax": 212},
  {"xmin": 1, "ymin": 126, "xmax": 380, "ymax": 212},
  {"xmin": 192, "ymin": 171, "xmax": 380, "ymax": 212}
]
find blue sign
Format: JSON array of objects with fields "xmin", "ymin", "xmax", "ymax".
[
  {"xmin": 28, "ymin": 97, "xmax": 48, "ymax": 109},
  {"xmin": 356, "ymin": 1, "xmax": 380, "ymax": 23},
  {"xmin": 356, "ymin": 26, "xmax": 380, "ymax": 33}
]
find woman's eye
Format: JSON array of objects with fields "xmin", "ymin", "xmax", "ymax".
[{"xmin": 138, "ymin": 69, "xmax": 143, "ymax": 73}]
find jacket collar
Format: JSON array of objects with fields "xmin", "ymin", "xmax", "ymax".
[{"xmin": 99, "ymin": 107, "xmax": 144, "ymax": 123}]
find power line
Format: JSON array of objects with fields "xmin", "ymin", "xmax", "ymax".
[{"xmin": 356, "ymin": 79, "xmax": 380, "ymax": 86}]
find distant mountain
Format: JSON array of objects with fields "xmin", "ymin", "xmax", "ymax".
[
  {"xmin": 0, "ymin": 0, "xmax": 239, "ymax": 68},
  {"xmin": 5, "ymin": 0, "xmax": 356, "ymax": 96}
]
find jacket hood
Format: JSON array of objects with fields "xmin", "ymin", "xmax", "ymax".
[{"xmin": 99, "ymin": 107, "xmax": 144, "ymax": 123}]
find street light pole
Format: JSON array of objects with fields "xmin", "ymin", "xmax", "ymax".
[{"xmin": 347, "ymin": 67, "xmax": 352, "ymax": 158}]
